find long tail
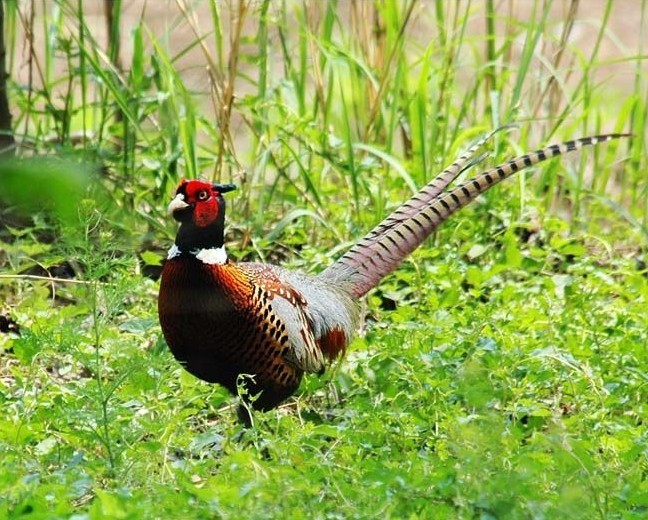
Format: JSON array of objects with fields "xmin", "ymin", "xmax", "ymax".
[
  {"xmin": 321, "ymin": 133, "xmax": 629, "ymax": 297},
  {"xmin": 353, "ymin": 126, "xmax": 511, "ymax": 244}
]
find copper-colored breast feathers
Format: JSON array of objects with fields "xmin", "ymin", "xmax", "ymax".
[{"xmin": 159, "ymin": 258, "xmax": 305, "ymax": 410}]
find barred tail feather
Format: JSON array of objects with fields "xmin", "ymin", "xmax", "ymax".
[
  {"xmin": 322, "ymin": 133, "xmax": 629, "ymax": 297},
  {"xmin": 337, "ymin": 127, "xmax": 507, "ymax": 260}
]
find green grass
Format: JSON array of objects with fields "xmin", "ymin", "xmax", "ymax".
[{"xmin": 1, "ymin": 1, "xmax": 647, "ymax": 518}]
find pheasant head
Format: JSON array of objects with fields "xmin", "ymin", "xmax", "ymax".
[{"xmin": 167, "ymin": 180, "xmax": 237, "ymax": 262}]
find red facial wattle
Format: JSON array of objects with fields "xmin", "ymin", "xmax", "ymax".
[{"xmin": 170, "ymin": 180, "xmax": 221, "ymax": 227}]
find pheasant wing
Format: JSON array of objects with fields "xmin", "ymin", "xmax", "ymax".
[{"xmin": 242, "ymin": 263, "xmax": 326, "ymax": 374}]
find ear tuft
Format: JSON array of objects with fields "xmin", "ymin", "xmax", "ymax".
[{"xmin": 212, "ymin": 183, "xmax": 237, "ymax": 194}]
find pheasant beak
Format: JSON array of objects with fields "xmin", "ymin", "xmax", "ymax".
[{"xmin": 167, "ymin": 193, "xmax": 190, "ymax": 214}]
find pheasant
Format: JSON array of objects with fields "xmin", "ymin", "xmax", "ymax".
[{"xmin": 158, "ymin": 131, "xmax": 627, "ymax": 416}]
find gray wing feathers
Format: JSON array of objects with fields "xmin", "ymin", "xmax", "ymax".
[
  {"xmin": 265, "ymin": 267, "xmax": 360, "ymax": 373},
  {"xmin": 270, "ymin": 294, "xmax": 325, "ymax": 373}
]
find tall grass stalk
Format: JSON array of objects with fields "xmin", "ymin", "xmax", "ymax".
[{"xmin": 3, "ymin": 0, "xmax": 645, "ymax": 245}]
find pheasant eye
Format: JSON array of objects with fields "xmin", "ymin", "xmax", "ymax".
[{"xmin": 197, "ymin": 190, "xmax": 209, "ymax": 201}]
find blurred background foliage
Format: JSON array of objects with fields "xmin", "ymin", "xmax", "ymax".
[
  {"xmin": 0, "ymin": 1, "xmax": 646, "ymax": 517},
  {"xmin": 0, "ymin": 0, "xmax": 645, "ymax": 257}
]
